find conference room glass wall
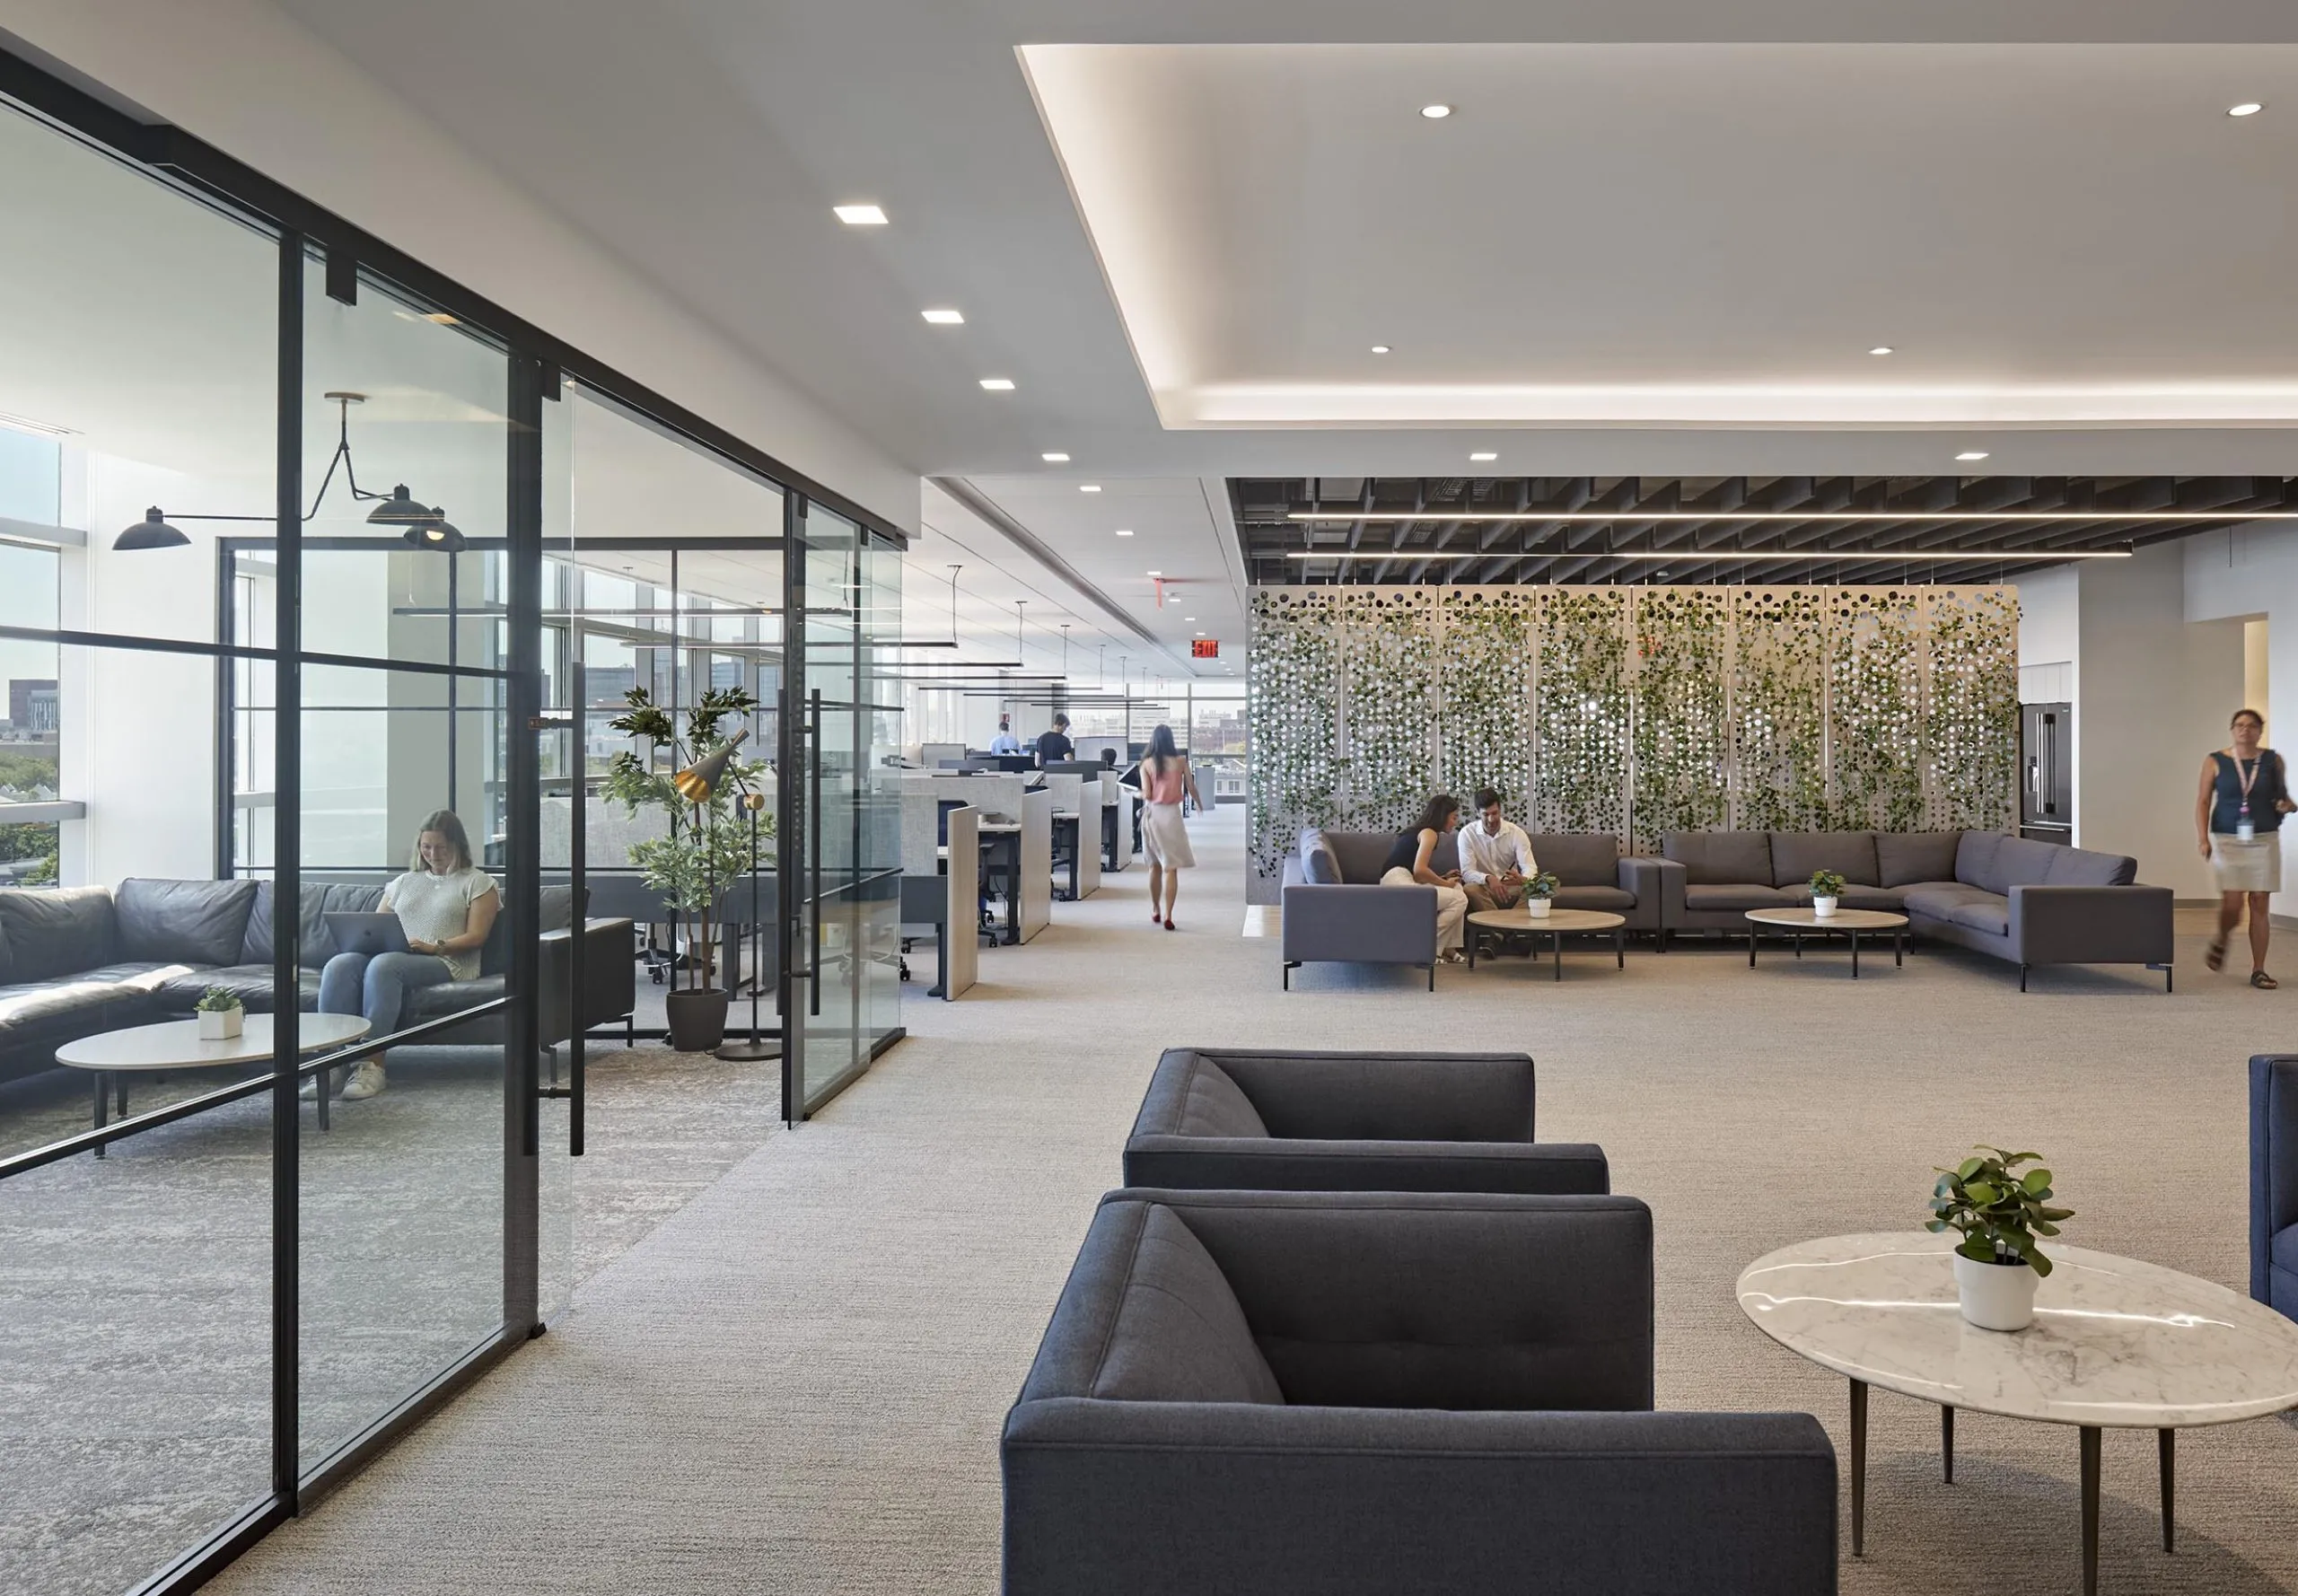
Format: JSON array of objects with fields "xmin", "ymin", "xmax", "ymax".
[{"xmin": 0, "ymin": 46, "xmax": 908, "ymax": 1596}]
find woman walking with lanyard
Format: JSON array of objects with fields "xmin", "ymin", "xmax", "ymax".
[{"xmin": 2197, "ymin": 708, "xmax": 2295, "ymax": 987}]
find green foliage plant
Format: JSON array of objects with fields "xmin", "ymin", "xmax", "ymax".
[
  {"xmin": 194, "ymin": 986, "xmax": 244, "ymax": 1013},
  {"xmin": 1809, "ymin": 869, "xmax": 1846, "ymax": 899},
  {"xmin": 1524, "ymin": 870, "xmax": 1561, "ymax": 900},
  {"xmin": 1926, "ymin": 1146, "xmax": 2074, "ymax": 1275}
]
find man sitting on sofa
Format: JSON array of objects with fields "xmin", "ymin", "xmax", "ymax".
[{"xmin": 1459, "ymin": 786, "xmax": 1539, "ymax": 914}]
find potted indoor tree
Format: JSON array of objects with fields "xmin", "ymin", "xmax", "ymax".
[
  {"xmin": 1522, "ymin": 870, "xmax": 1561, "ymax": 919},
  {"xmin": 1810, "ymin": 869, "xmax": 1846, "ymax": 918},
  {"xmin": 605, "ymin": 684, "xmax": 769, "ymax": 1053},
  {"xmin": 196, "ymin": 987, "xmax": 245, "ymax": 1040},
  {"xmin": 1926, "ymin": 1146, "xmax": 2074, "ymax": 1331}
]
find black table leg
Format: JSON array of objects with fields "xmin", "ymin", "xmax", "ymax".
[
  {"xmin": 2160, "ymin": 1427, "xmax": 2175, "ymax": 1553},
  {"xmin": 1852, "ymin": 930, "xmax": 1862, "ymax": 978},
  {"xmin": 1794, "ymin": 934, "xmax": 1802, "ymax": 959},
  {"xmin": 116, "ymin": 1077, "xmax": 128, "ymax": 1117},
  {"xmin": 1942, "ymin": 1404, "xmax": 1955, "ymax": 1483},
  {"xmin": 1850, "ymin": 1378, "xmax": 1867, "ymax": 1556},
  {"xmin": 1615, "ymin": 927, "xmax": 1624, "ymax": 969},
  {"xmin": 1749, "ymin": 929, "xmax": 1758, "ymax": 967},
  {"xmin": 92, "ymin": 1069, "xmax": 107, "ymax": 1158},
  {"xmin": 1896, "ymin": 926, "xmax": 1905, "ymax": 967},
  {"xmin": 1552, "ymin": 932, "xmax": 1562, "ymax": 982},
  {"xmin": 1468, "ymin": 928, "xmax": 1478, "ymax": 970},
  {"xmin": 2081, "ymin": 1425, "xmax": 2101, "ymax": 1596}
]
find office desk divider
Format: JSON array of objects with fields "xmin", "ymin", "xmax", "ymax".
[
  {"xmin": 943, "ymin": 805, "xmax": 978, "ymax": 998},
  {"xmin": 1019, "ymin": 789, "xmax": 1055, "ymax": 943},
  {"xmin": 1103, "ymin": 775, "xmax": 1134, "ymax": 871},
  {"xmin": 1074, "ymin": 778, "xmax": 1102, "ymax": 899}
]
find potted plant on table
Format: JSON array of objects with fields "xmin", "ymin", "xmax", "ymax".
[
  {"xmin": 1523, "ymin": 870, "xmax": 1561, "ymax": 919},
  {"xmin": 195, "ymin": 987, "xmax": 244, "ymax": 1040},
  {"xmin": 1926, "ymin": 1146, "xmax": 2074, "ymax": 1331},
  {"xmin": 1810, "ymin": 869, "xmax": 1846, "ymax": 919},
  {"xmin": 605, "ymin": 684, "xmax": 770, "ymax": 1054}
]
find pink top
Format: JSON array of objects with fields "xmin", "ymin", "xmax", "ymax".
[{"xmin": 1143, "ymin": 759, "xmax": 1188, "ymax": 805}]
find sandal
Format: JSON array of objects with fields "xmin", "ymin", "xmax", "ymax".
[
  {"xmin": 2254, "ymin": 970, "xmax": 2278, "ymax": 990},
  {"xmin": 2207, "ymin": 938, "xmax": 2228, "ymax": 973}
]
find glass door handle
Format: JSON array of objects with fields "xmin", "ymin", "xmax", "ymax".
[{"xmin": 810, "ymin": 688, "xmax": 823, "ymax": 1018}]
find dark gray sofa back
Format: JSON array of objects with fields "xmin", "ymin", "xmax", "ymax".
[
  {"xmin": 1527, "ymin": 833, "xmax": 1619, "ymax": 886},
  {"xmin": 1877, "ymin": 831, "xmax": 1961, "ymax": 886},
  {"xmin": 1207, "ymin": 1048, "xmax": 1536, "ymax": 1143},
  {"xmin": 2042, "ymin": 845, "xmax": 2136, "ymax": 886},
  {"xmin": 0, "ymin": 886, "xmax": 114, "ymax": 982},
  {"xmin": 1321, "ymin": 830, "xmax": 1397, "ymax": 883},
  {"xmin": 1662, "ymin": 830, "xmax": 1772, "ymax": 884},
  {"xmin": 115, "ymin": 878, "xmax": 259, "ymax": 967},
  {"xmin": 1768, "ymin": 832, "xmax": 1879, "ymax": 888},
  {"xmin": 1083, "ymin": 1205, "xmax": 1286, "ymax": 1405}
]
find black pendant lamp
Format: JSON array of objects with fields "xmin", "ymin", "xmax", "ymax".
[
  {"xmin": 365, "ymin": 484, "xmax": 430, "ymax": 528},
  {"xmin": 400, "ymin": 513, "xmax": 468, "ymax": 555},
  {"xmin": 113, "ymin": 507, "xmax": 192, "ymax": 551}
]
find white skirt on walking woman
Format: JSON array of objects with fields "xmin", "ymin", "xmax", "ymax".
[
  {"xmin": 1142, "ymin": 800, "xmax": 1195, "ymax": 869},
  {"xmin": 2212, "ymin": 830, "xmax": 2282, "ymax": 893}
]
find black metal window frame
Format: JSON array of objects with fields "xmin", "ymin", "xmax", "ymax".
[{"xmin": 0, "ymin": 38, "xmax": 909, "ymax": 1596}]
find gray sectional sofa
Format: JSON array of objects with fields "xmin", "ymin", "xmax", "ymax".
[
  {"xmin": 1661, "ymin": 829, "xmax": 2172, "ymax": 990},
  {"xmin": 1281, "ymin": 829, "xmax": 1668, "ymax": 988},
  {"xmin": 1002, "ymin": 1187, "xmax": 1838, "ymax": 1596},
  {"xmin": 0, "ymin": 877, "xmax": 636, "ymax": 1087}
]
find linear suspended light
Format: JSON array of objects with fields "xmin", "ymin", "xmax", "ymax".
[
  {"xmin": 1288, "ymin": 510, "xmax": 2298, "ymax": 524},
  {"xmin": 1285, "ymin": 548, "xmax": 2135, "ymax": 563}
]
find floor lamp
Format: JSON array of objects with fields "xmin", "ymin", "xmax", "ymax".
[{"xmin": 716, "ymin": 785, "xmax": 779, "ymax": 1063}]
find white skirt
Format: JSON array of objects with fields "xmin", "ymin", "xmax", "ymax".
[
  {"xmin": 2212, "ymin": 830, "xmax": 2282, "ymax": 893},
  {"xmin": 1142, "ymin": 801, "xmax": 1195, "ymax": 869}
]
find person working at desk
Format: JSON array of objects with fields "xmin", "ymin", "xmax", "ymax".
[
  {"xmin": 1035, "ymin": 712, "xmax": 1074, "ymax": 767},
  {"xmin": 988, "ymin": 715, "xmax": 1022, "ymax": 756}
]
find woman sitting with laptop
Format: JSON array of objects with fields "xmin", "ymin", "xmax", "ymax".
[{"xmin": 311, "ymin": 809, "xmax": 500, "ymax": 1102}]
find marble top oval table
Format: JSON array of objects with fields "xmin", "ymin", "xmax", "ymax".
[
  {"xmin": 56, "ymin": 1013, "xmax": 373, "ymax": 1154},
  {"xmin": 1738, "ymin": 1231, "xmax": 2298, "ymax": 1592},
  {"xmin": 1462, "ymin": 907, "xmax": 1625, "ymax": 980},
  {"xmin": 1743, "ymin": 907, "xmax": 1908, "ymax": 978}
]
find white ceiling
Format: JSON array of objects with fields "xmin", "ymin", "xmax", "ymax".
[{"xmin": 259, "ymin": 0, "xmax": 2298, "ymax": 481}]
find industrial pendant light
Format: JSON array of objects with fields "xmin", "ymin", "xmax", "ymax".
[{"xmin": 114, "ymin": 507, "xmax": 191, "ymax": 551}]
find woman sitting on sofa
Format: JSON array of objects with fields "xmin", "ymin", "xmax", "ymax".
[
  {"xmin": 311, "ymin": 808, "xmax": 500, "ymax": 1102},
  {"xmin": 1380, "ymin": 794, "xmax": 1469, "ymax": 964}
]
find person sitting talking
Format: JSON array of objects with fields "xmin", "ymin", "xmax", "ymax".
[
  {"xmin": 1379, "ymin": 794, "xmax": 1469, "ymax": 964},
  {"xmin": 1458, "ymin": 786, "xmax": 1538, "ymax": 913}
]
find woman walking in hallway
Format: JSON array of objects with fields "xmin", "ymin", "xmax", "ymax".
[
  {"xmin": 1381, "ymin": 793, "xmax": 1469, "ymax": 964},
  {"xmin": 1140, "ymin": 723, "xmax": 1202, "ymax": 930},
  {"xmin": 2197, "ymin": 707, "xmax": 2294, "ymax": 987}
]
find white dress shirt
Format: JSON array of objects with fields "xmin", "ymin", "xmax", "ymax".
[{"xmin": 1457, "ymin": 818, "xmax": 1536, "ymax": 886}]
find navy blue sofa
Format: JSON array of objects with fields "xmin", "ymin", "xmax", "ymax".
[{"xmin": 2251, "ymin": 1055, "xmax": 2298, "ymax": 1320}]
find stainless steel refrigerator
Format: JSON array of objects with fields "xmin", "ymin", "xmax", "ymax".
[{"xmin": 2021, "ymin": 701, "xmax": 2073, "ymax": 843}]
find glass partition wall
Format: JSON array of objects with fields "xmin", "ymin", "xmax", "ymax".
[{"xmin": 0, "ymin": 54, "xmax": 906, "ymax": 1596}]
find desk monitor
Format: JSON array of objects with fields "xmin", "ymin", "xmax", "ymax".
[
  {"xmin": 920, "ymin": 741, "xmax": 966, "ymax": 769},
  {"xmin": 1074, "ymin": 736, "xmax": 1125, "ymax": 766}
]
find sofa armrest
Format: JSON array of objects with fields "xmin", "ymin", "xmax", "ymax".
[
  {"xmin": 537, "ymin": 916, "xmax": 636, "ymax": 1045},
  {"xmin": 1121, "ymin": 1136, "xmax": 1609, "ymax": 1196},
  {"xmin": 2252, "ymin": 1056, "xmax": 2298, "ymax": 1304},
  {"xmin": 2007, "ymin": 885, "xmax": 2173, "ymax": 965},
  {"xmin": 1002, "ymin": 1399, "xmax": 1837, "ymax": 1596},
  {"xmin": 1279, "ymin": 881, "xmax": 1436, "ymax": 965},
  {"xmin": 1618, "ymin": 855, "xmax": 1683, "ymax": 918}
]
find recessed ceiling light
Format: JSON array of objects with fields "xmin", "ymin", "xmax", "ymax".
[
  {"xmin": 1185, "ymin": 616, "xmax": 1196, "ymax": 621},
  {"xmin": 1956, "ymin": 451, "xmax": 1990, "ymax": 461},
  {"xmin": 1370, "ymin": 345, "xmax": 1392, "ymax": 355},
  {"xmin": 2230, "ymin": 101, "xmax": 2265, "ymax": 117},
  {"xmin": 833, "ymin": 204, "xmax": 888, "ymax": 226},
  {"xmin": 1869, "ymin": 346, "xmax": 1894, "ymax": 356},
  {"xmin": 978, "ymin": 377, "xmax": 1015, "ymax": 390},
  {"xmin": 1115, "ymin": 528, "xmax": 1134, "ymax": 536},
  {"xmin": 922, "ymin": 308, "xmax": 965, "ymax": 325},
  {"xmin": 1040, "ymin": 452, "xmax": 1070, "ymax": 462},
  {"xmin": 1420, "ymin": 104, "xmax": 1452, "ymax": 119},
  {"xmin": 1469, "ymin": 451, "xmax": 1497, "ymax": 462},
  {"xmin": 1147, "ymin": 570, "xmax": 1162, "ymax": 576},
  {"xmin": 1195, "ymin": 631, "xmax": 1206, "ymax": 637},
  {"xmin": 1080, "ymin": 484, "xmax": 1101, "ymax": 493}
]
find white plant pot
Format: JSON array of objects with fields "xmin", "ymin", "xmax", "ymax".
[
  {"xmin": 1952, "ymin": 1250, "xmax": 2039, "ymax": 1331},
  {"xmin": 198, "ymin": 1008, "xmax": 243, "ymax": 1040},
  {"xmin": 1812, "ymin": 896, "xmax": 1839, "ymax": 918},
  {"xmin": 1525, "ymin": 897, "xmax": 1552, "ymax": 918}
]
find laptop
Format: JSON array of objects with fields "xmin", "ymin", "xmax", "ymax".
[{"xmin": 323, "ymin": 911, "xmax": 409, "ymax": 957}]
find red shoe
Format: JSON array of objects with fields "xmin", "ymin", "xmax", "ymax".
[{"xmin": 1163, "ymin": 917, "xmax": 1176, "ymax": 931}]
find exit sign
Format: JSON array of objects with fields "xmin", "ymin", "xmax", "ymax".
[{"xmin": 1191, "ymin": 638, "xmax": 1220, "ymax": 659}]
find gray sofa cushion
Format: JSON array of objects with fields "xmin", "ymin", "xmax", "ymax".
[
  {"xmin": 0, "ymin": 886, "xmax": 115, "ymax": 982},
  {"xmin": 1298, "ymin": 829, "xmax": 1342, "ymax": 884},
  {"xmin": 1994, "ymin": 837, "xmax": 2062, "ymax": 889},
  {"xmin": 1903, "ymin": 882, "xmax": 2005, "ymax": 922},
  {"xmin": 0, "ymin": 977, "xmax": 150, "ymax": 1035},
  {"xmin": 1949, "ymin": 899, "xmax": 2011, "ymax": 935},
  {"xmin": 1176, "ymin": 1056, "xmax": 1270, "ymax": 1139},
  {"xmin": 1552, "ymin": 885, "xmax": 1635, "ymax": 912},
  {"xmin": 1955, "ymin": 831, "xmax": 2011, "ymax": 893},
  {"xmin": 1324, "ymin": 831, "xmax": 1395, "ymax": 885},
  {"xmin": 2044, "ymin": 846, "xmax": 2136, "ymax": 887},
  {"xmin": 1686, "ymin": 883, "xmax": 1795, "ymax": 910},
  {"xmin": 115, "ymin": 878, "xmax": 259, "ymax": 968},
  {"xmin": 1877, "ymin": 831, "xmax": 1963, "ymax": 887},
  {"xmin": 1526, "ymin": 834, "xmax": 1619, "ymax": 888},
  {"xmin": 1663, "ymin": 831, "xmax": 1772, "ymax": 885},
  {"xmin": 1769, "ymin": 832, "xmax": 1880, "ymax": 888},
  {"xmin": 1091, "ymin": 1206, "xmax": 1285, "ymax": 1406}
]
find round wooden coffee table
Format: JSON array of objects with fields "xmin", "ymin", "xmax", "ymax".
[
  {"xmin": 56, "ymin": 1013, "xmax": 373, "ymax": 1155},
  {"xmin": 1739, "ymin": 1232, "xmax": 2298, "ymax": 1592},
  {"xmin": 1465, "ymin": 907, "xmax": 1626, "ymax": 980},
  {"xmin": 1744, "ymin": 906, "xmax": 1908, "ymax": 978}
]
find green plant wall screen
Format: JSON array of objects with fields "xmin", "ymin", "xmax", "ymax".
[
  {"xmin": 1534, "ymin": 589, "xmax": 1631, "ymax": 836},
  {"xmin": 1731, "ymin": 588, "xmax": 1829, "ymax": 833},
  {"xmin": 1631, "ymin": 587, "xmax": 1731, "ymax": 837},
  {"xmin": 1436, "ymin": 589, "xmax": 1534, "ymax": 811},
  {"xmin": 1828, "ymin": 588, "xmax": 1926, "ymax": 831}
]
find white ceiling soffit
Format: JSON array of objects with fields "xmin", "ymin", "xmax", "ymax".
[{"xmin": 1023, "ymin": 41, "xmax": 2298, "ymax": 433}]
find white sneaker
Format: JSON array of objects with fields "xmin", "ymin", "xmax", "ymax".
[
  {"xmin": 298, "ymin": 1073, "xmax": 320, "ymax": 1101},
  {"xmin": 339, "ymin": 1059, "xmax": 386, "ymax": 1101}
]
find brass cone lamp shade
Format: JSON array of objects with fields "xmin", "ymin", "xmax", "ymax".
[
  {"xmin": 114, "ymin": 507, "xmax": 191, "ymax": 550},
  {"xmin": 674, "ymin": 727, "xmax": 749, "ymax": 802}
]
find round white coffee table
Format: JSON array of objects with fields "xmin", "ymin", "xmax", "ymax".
[
  {"xmin": 56, "ymin": 1013, "xmax": 373, "ymax": 1154},
  {"xmin": 1744, "ymin": 907, "xmax": 1908, "ymax": 978},
  {"xmin": 1465, "ymin": 907, "xmax": 1627, "ymax": 980},
  {"xmin": 1738, "ymin": 1231, "xmax": 2298, "ymax": 1592}
]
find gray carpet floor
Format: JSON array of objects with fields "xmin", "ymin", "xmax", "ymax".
[{"xmin": 158, "ymin": 806, "xmax": 2298, "ymax": 1594}]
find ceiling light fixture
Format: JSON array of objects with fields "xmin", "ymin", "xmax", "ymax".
[
  {"xmin": 978, "ymin": 377, "xmax": 1015, "ymax": 390},
  {"xmin": 1041, "ymin": 452, "xmax": 1070, "ymax": 462},
  {"xmin": 1869, "ymin": 346, "xmax": 1895, "ymax": 356},
  {"xmin": 2230, "ymin": 101, "xmax": 2265, "ymax": 117},
  {"xmin": 1115, "ymin": 528, "xmax": 1134, "ymax": 536},
  {"xmin": 1080, "ymin": 484, "xmax": 1101, "ymax": 493},
  {"xmin": 1147, "ymin": 569, "xmax": 1161, "ymax": 576},
  {"xmin": 1420, "ymin": 104, "xmax": 1452, "ymax": 119},
  {"xmin": 1955, "ymin": 451, "xmax": 1991, "ymax": 461},
  {"xmin": 1469, "ymin": 451, "xmax": 1498, "ymax": 462},
  {"xmin": 1287, "ymin": 510, "xmax": 2298, "ymax": 525},
  {"xmin": 922, "ymin": 308, "xmax": 965, "ymax": 325},
  {"xmin": 1370, "ymin": 345, "xmax": 1392, "ymax": 355},
  {"xmin": 833, "ymin": 204, "xmax": 888, "ymax": 225}
]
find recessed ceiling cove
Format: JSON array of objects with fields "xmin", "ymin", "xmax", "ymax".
[{"xmin": 1022, "ymin": 42, "xmax": 2298, "ymax": 431}]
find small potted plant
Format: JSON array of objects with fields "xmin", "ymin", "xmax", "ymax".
[
  {"xmin": 195, "ymin": 987, "xmax": 245, "ymax": 1040},
  {"xmin": 1810, "ymin": 869, "xmax": 1846, "ymax": 918},
  {"xmin": 1523, "ymin": 870, "xmax": 1561, "ymax": 919},
  {"xmin": 1926, "ymin": 1146, "xmax": 2074, "ymax": 1331}
]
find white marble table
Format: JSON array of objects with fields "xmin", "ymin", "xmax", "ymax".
[
  {"xmin": 1463, "ymin": 908, "xmax": 1626, "ymax": 979},
  {"xmin": 1739, "ymin": 1231, "xmax": 2298, "ymax": 1592},
  {"xmin": 56, "ymin": 1013, "xmax": 373, "ymax": 1153},
  {"xmin": 1744, "ymin": 907, "xmax": 1908, "ymax": 978}
]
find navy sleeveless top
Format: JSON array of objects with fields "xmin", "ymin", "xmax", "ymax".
[{"xmin": 2210, "ymin": 750, "xmax": 2287, "ymax": 834}]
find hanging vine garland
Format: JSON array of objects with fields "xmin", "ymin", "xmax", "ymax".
[
  {"xmin": 1436, "ymin": 589, "xmax": 1534, "ymax": 810},
  {"xmin": 1533, "ymin": 588, "xmax": 1632, "ymax": 837},
  {"xmin": 1829, "ymin": 587, "xmax": 1927, "ymax": 831},
  {"xmin": 1924, "ymin": 587, "xmax": 2020, "ymax": 830},
  {"xmin": 1629, "ymin": 587, "xmax": 1730, "ymax": 848},
  {"xmin": 1730, "ymin": 588, "xmax": 1829, "ymax": 833}
]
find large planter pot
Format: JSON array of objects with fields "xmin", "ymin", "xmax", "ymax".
[
  {"xmin": 197, "ymin": 1008, "xmax": 243, "ymax": 1040},
  {"xmin": 1525, "ymin": 897, "xmax": 1553, "ymax": 919},
  {"xmin": 665, "ymin": 988, "xmax": 732, "ymax": 1053},
  {"xmin": 1812, "ymin": 895, "xmax": 1839, "ymax": 919},
  {"xmin": 1952, "ymin": 1250, "xmax": 2039, "ymax": 1331}
]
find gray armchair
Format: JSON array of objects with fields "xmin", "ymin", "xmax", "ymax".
[
  {"xmin": 1122, "ymin": 1048, "xmax": 1608, "ymax": 1195},
  {"xmin": 1003, "ymin": 1189, "xmax": 1837, "ymax": 1596}
]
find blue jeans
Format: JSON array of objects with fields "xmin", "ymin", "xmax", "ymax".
[{"xmin": 319, "ymin": 951, "xmax": 454, "ymax": 1038}]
